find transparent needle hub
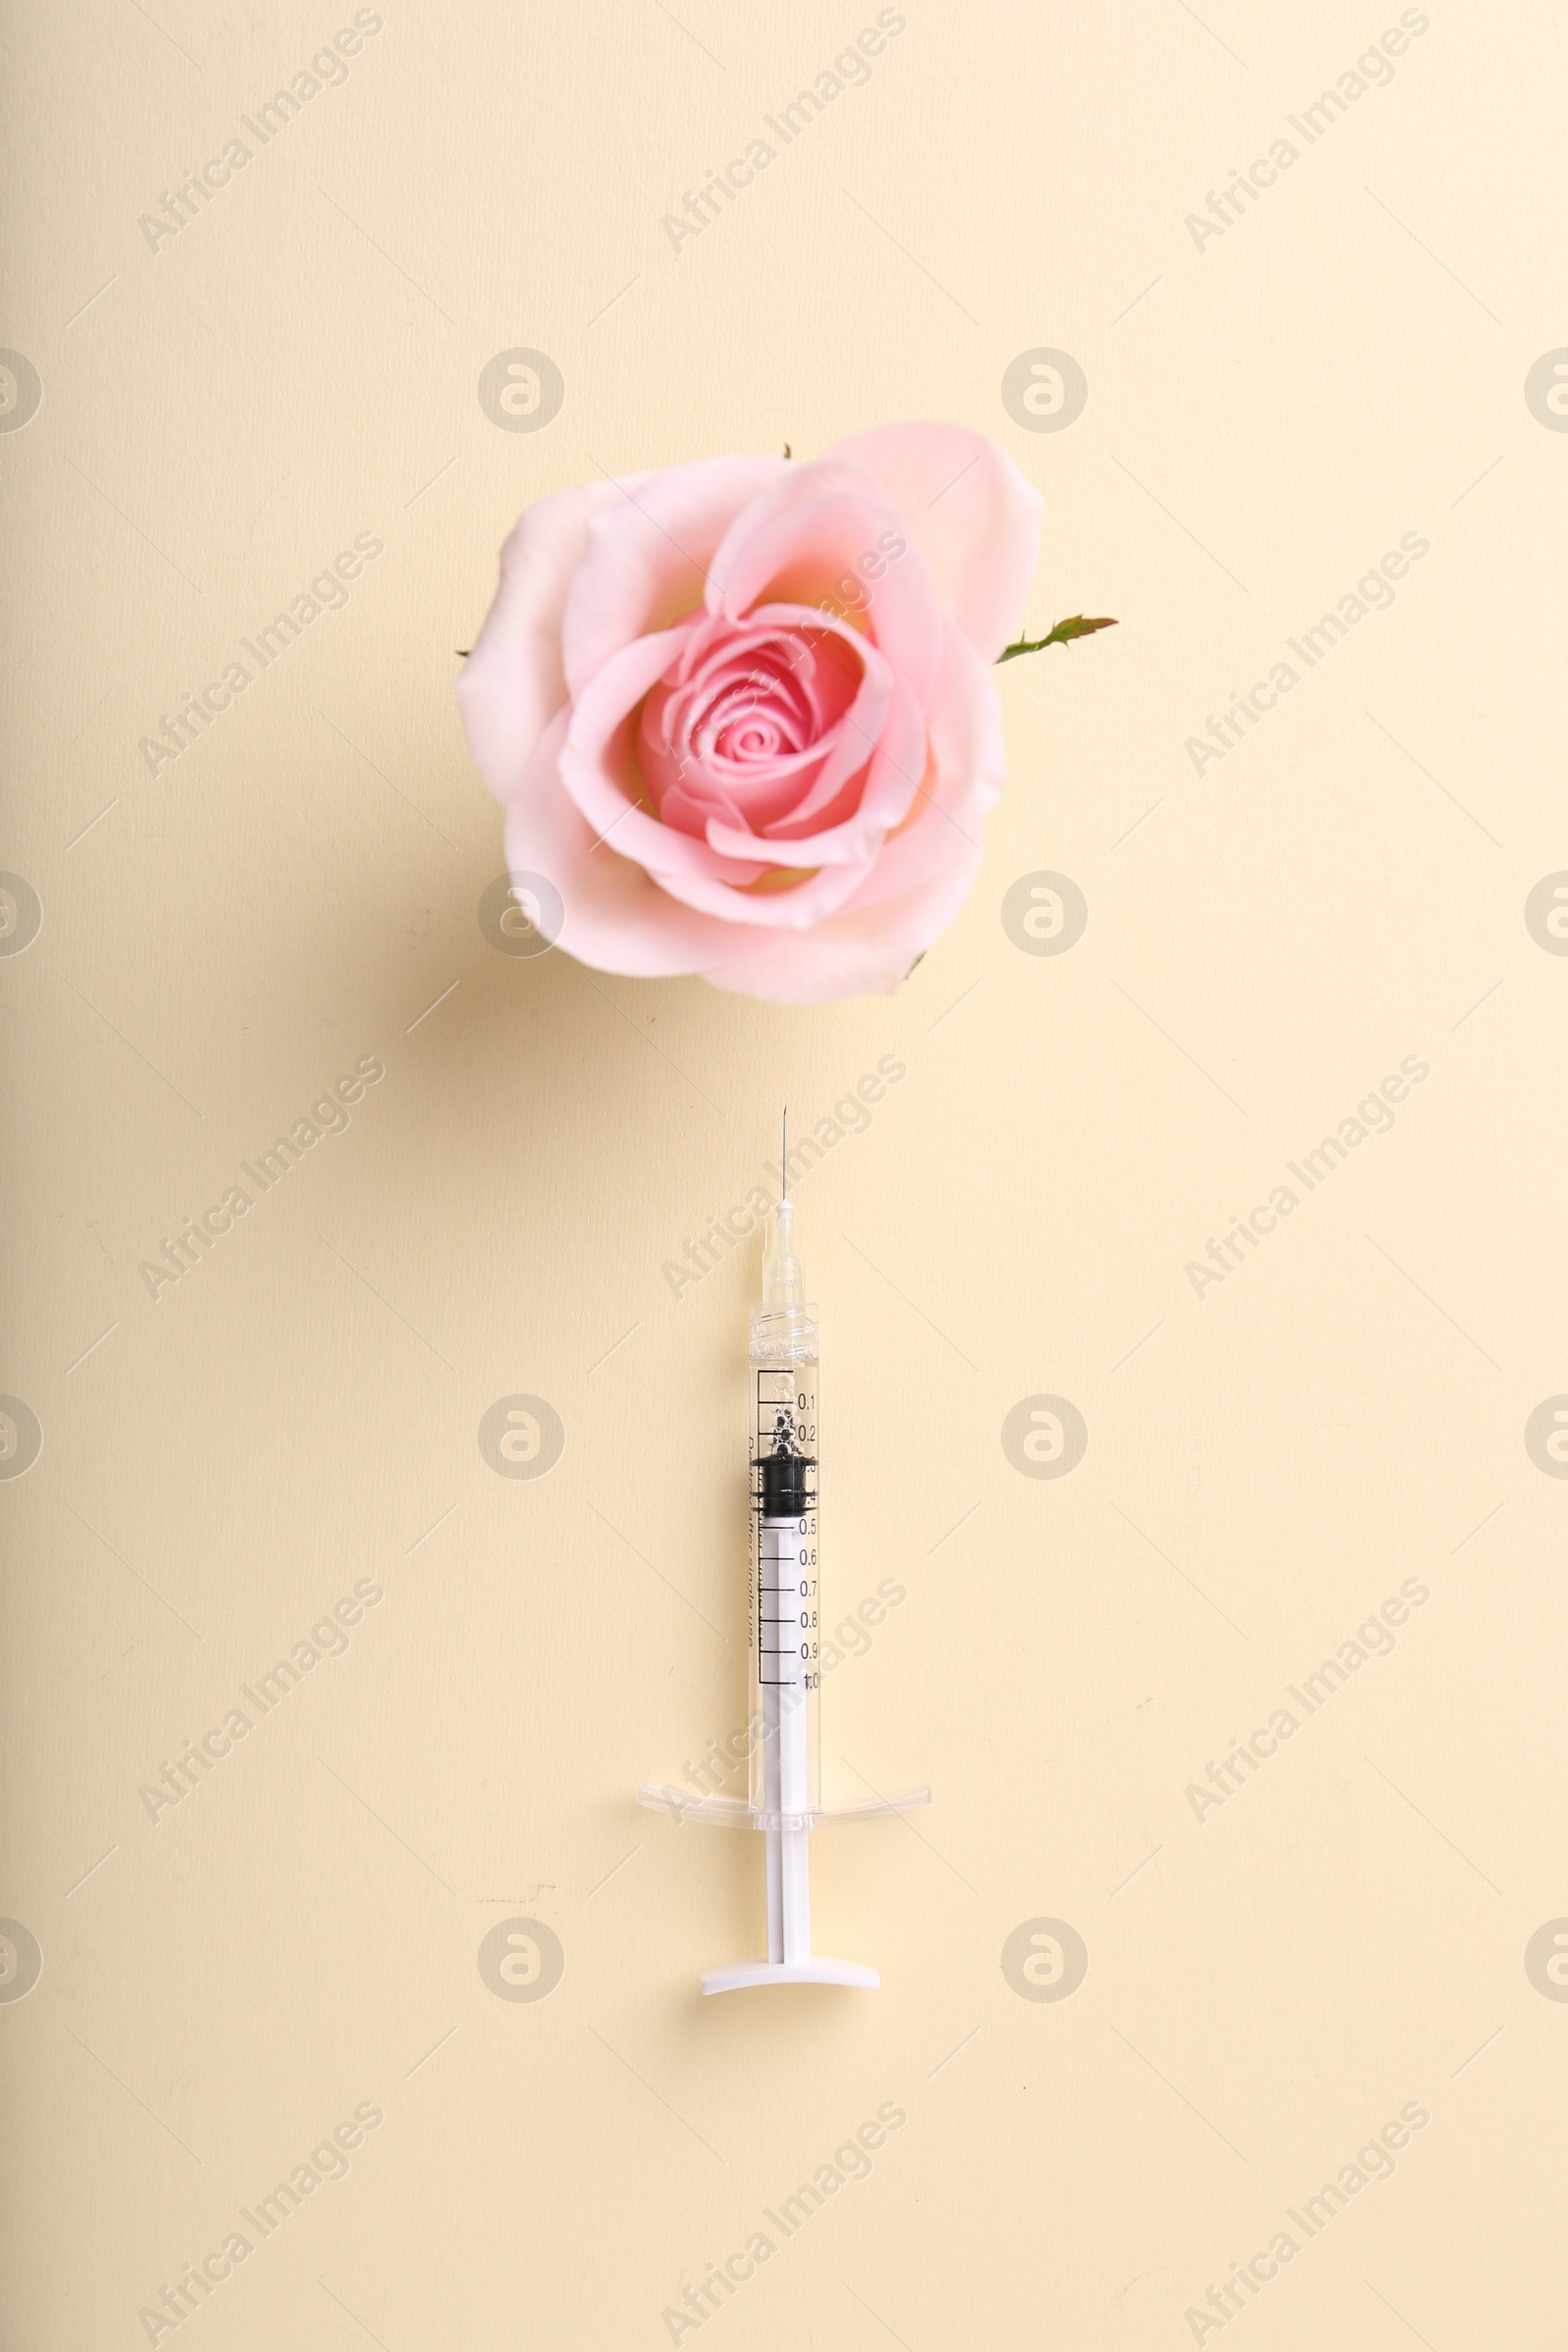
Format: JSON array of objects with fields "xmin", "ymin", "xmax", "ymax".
[{"xmin": 638, "ymin": 1181, "xmax": 930, "ymax": 1994}]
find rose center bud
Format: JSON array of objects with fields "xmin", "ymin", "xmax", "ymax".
[{"xmin": 726, "ymin": 716, "xmax": 782, "ymax": 760}]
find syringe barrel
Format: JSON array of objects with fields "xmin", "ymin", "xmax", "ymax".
[{"xmin": 749, "ymin": 1300, "xmax": 821, "ymax": 1823}]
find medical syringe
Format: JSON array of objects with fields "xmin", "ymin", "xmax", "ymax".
[{"xmin": 639, "ymin": 1125, "xmax": 929, "ymax": 1994}]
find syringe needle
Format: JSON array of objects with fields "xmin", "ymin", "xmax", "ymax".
[{"xmin": 782, "ymin": 1105, "xmax": 788, "ymax": 1201}]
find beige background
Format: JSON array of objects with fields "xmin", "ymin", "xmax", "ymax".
[{"xmin": 3, "ymin": 1, "xmax": 1567, "ymax": 2345}]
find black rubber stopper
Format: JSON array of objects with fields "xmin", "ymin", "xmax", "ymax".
[{"xmin": 760, "ymin": 1449, "xmax": 812, "ymax": 1521}]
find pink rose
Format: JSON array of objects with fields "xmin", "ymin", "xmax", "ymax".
[{"xmin": 459, "ymin": 422, "xmax": 1042, "ymax": 1004}]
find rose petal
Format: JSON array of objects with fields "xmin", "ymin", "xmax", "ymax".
[
  {"xmin": 652, "ymin": 850, "xmax": 878, "ymax": 930},
  {"xmin": 703, "ymin": 675, "xmax": 927, "ymax": 868},
  {"xmin": 561, "ymin": 456, "xmax": 790, "ymax": 697},
  {"xmin": 560, "ymin": 626, "xmax": 757, "ymax": 886},
  {"xmin": 706, "ymin": 464, "xmax": 945, "ymax": 697},
  {"xmin": 702, "ymin": 629, "xmax": 1004, "ymax": 1002},
  {"xmin": 834, "ymin": 623, "xmax": 1004, "ymax": 910},
  {"xmin": 637, "ymin": 607, "xmax": 895, "ymax": 847},
  {"xmin": 820, "ymin": 422, "xmax": 1042, "ymax": 662},
  {"xmin": 458, "ymin": 474, "xmax": 651, "ymax": 806},
  {"xmin": 561, "ymin": 627, "xmax": 882, "ymax": 927},
  {"xmin": 702, "ymin": 853, "xmax": 982, "ymax": 1004},
  {"xmin": 705, "ymin": 603, "xmax": 894, "ymax": 832},
  {"xmin": 506, "ymin": 711, "xmax": 748, "ymax": 977}
]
